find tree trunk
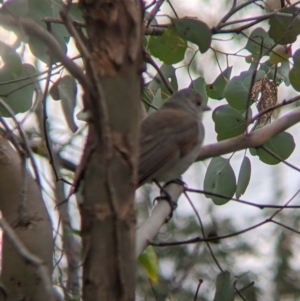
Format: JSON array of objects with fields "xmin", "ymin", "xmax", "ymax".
[
  {"xmin": 0, "ymin": 135, "xmax": 54, "ymax": 301},
  {"xmin": 78, "ymin": 1, "xmax": 143, "ymax": 300}
]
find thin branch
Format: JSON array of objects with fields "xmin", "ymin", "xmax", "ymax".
[
  {"xmin": 194, "ymin": 279, "xmax": 203, "ymax": 301},
  {"xmin": 150, "ymin": 211, "xmax": 300, "ymax": 246},
  {"xmin": 186, "ymin": 188, "xmax": 300, "ymax": 209},
  {"xmin": 217, "ymin": 0, "xmax": 261, "ymax": 25},
  {"xmin": 146, "ymin": 0, "xmax": 165, "ymax": 26},
  {"xmin": 219, "ymin": 11, "xmax": 293, "ymax": 29},
  {"xmin": 144, "ymin": 26, "xmax": 165, "ymax": 35},
  {"xmin": 269, "ymin": 189, "xmax": 300, "ymax": 220},
  {"xmin": 260, "ymin": 146, "xmax": 300, "ymax": 172},
  {"xmin": 145, "ymin": 53, "xmax": 174, "ymax": 94},
  {"xmin": 43, "ymin": 17, "xmax": 85, "ymax": 28},
  {"xmin": 197, "ymin": 106, "xmax": 300, "ymax": 161},
  {"xmin": 166, "ymin": 0, "xmax": 178, "ymax": 18},
  {"xmin": 150, "ymin": 219, "xmax": 268, "ymax": 246},
  {"xmin": 60, "ymin": 8, "xmax": 90, "ymax": 59},
  {"xmin": 184, "ymin": 191, "xmax": 223, "ymax": 272},
  {"xmin": 248, "ymin": 96, "xmax": 300, "ymax": 125}
]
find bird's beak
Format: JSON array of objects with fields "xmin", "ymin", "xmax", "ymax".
[{"xmin": 203, "ymin": 104, "xmax": 211, "ymax": 111}]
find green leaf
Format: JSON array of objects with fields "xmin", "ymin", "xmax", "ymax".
[
  {"xmin": 212, "ymin": 105, "xmax": 246, "ymax": 141},
  {"xmin": 269, "ymin": 45, "xmax": 291, "ymax": 65},
  {"xmin": 28, "ymin": 30, "xmax": 67, "ymax": 63},
  {"xmin": 146, "ymin": 64, "xmax": 178, "ymax": 100},
  {"xmin": 292, "ymin": 48, "xmax": 300, "ymax": 66},
  {"xmin": 172, "ymin": 17, "xmax": 211, "ymax": 53},
  {"xmin": 269, "ymin": 8, "xmax": 300, "ymax": 44},
  {"xmin": 0, "ymin": 41, "xmax": 22, "ymax": 81},
  {"xmin": 0, "ymin": 64, "xmax": 36, "ymax": 116},
  {"xmin": 69, "ymin": 2, "xmax": 84, "ymax": 22},
  {"xmin": 189, "ymin": 77, "xmax": 208, "ymax": 105},
  {"xmin": 245, "ymin": 27, "xmax": 275, "ymax": 58},
  {"xmin": 27, "ymin": 0, "xmax": 52, "ymax": 18},
  {"xmin": 224, "ymin": 70, "xmax": 265, "ymax": 110},
  {"xmin": 213, "ymin": 271, "xmax": 235, "ymax": 301},
  {"xmin": 49, "ymin": 78, "xmax": 61, "ymax": 100},
  {"xmin": 236, "ymin": 156, "xmax": 251, "ymax": 199},
  {"xmin": 52, "ymin": 0, "xmax": 71, "ymax": 41},
  {"xmin": 289, "ymin": 50, "xmax": 300, "ymax": 90},
  {"xmin": 57, "ymin": 75, "xmax": 78, "ymax": 133},
  {"xmin": 260, "ymin": 59, "xmax": 290, "ymax": 86},
  {"xmin": 138, "ymin": 246, "xmax": 158, "ymax": 284},
  {"xmin": 250, "ymin": 132, "xmax": 295, "ymax": 165},
  {"xmin": 1, "ymin": 0, "xmax": 29, "ymax": 16},
  {"xmin": 148, "ymin": 88, "xmax": 163, "ymax": 114},
  {"xmin": 204, "ymin": 157, "xmax": 236, "ymax": 206},
  {"xmin": 148, "ymin": 26, "xmax": 187, "ymax": 65},
  {"xmin": 289, "ymin": 66, "xmax": 300, "ymax": 91},
  {"xmin": 206, "ymin": 66, "xmax": 232, "ymax": 100},
  {"xmin": 24, "ymin": 0, "xmax": 67, "ymax": 63}
]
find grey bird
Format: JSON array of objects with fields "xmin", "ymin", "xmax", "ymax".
[{"xmin": 138, "ymin": 88, "xmax": 209, "ymax": 187}]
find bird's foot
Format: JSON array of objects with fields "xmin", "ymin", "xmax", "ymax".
[
  {"xmin": 153, "ymin": 178, "xmax": 187, "ymax": 222},
  {"xmin": 153, "ymin": 192, "xmax": 177, "ymax": 222},
  {"xmin": 164, "ymin": 178, "xmax": 187, "ymax": 188}
]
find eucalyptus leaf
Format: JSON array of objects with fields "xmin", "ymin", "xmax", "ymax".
[
  {"xmin": 1, "ymin": 0, "xmax": 28, "ymax": 16},
  {"xmin": 269, "ymin": 8, "xmax": 300, "ymax": 44},
  {"xmin": 289, "ymin": 49, "xmax": 300, "ymax": 91},
  {"xmin": 212, "ymin": 105, "xmax": 246, "ymax": 141},
  {"xmin": 146, "ymin": 64, "xmax": 178, "ymax": 101},
  {"xmin": 49, "ymin": 78, "xmax": 61, "ymax": 101},
  {"xmin": 204, "ymin": 157, "xmax": 236, "ymax": 206},
  {"xmin": 172, "ymin": 17, "xmax": 211, "ymax": 53},
  {"xmin": 245, "ymin": 27, "xmax": 275, "ymax": 58},
  {"xmin": 236, "ymin": 156, "xmax": 251, "ymax": 199},
  {"xmin": 0, "ymin": 64, "xmax": 36, "ymax": 116},
  {"xmin": 138, "ymin": 246, "xmax": 158, "ymax": 284},
  {"xmin": 148, "ymin": 26, "xmax": 187, "ymax": 65},
  {"xmin": 0, "ymin": 41, "xmax": 22, "ymax": 81},
  {"xmin": 250, "ymin": 132, "xmax": 295, "ymax": 165},
  {"xmin": 57, "ymin": 75, "xmax": 78, "ymax": 133},
  {"xmin": 224, "ymin": 70, "xmax": 265, "ymax": 110},
  {"xmin": 189, "ymin": 77, "xmax": 208, "ymax": 105},
  {"xmin": 206, "ymin": 66, "xmax": 232, "ymax": 100},
  {"xmin": 260, "ymin": 59, "xmax": 290, "ymax": 86},
  {"xmin": 213, "ymin": 271, "xmax": 235, "ymax": 301},
  {"xmin": 148, "ymin": 88, "xmax": 163, "ymax": 114}
]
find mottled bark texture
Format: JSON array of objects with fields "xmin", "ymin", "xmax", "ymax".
[
  {"xmin": 0, "ymin": 135, "xmax": 54, "ymax": 301},
  {"xmin": 78, "ymin": 1, "xmax": 143, "ymax": 301}
]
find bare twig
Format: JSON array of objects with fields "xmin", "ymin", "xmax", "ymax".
[
  {"xmin": 145, "ymin": 53, "xmax": 174, "ymax": 94},
  {"xmin": 217, "ymin": 0, "xmax": 260, "ymax": 26},
  {"xmin": 260, "ymin": 146, "xmax": 300, "ymax": 172},
  {"xmin": 146, "ymin": 0, "xmax": 165, "ymax": 26},
  {"xmin": 184, "ymin": 191, "xmax": 223, "ymax": 271},
  {"xmin": 249, "ymin": 96, "xmax": 300, "ymax": 125}
]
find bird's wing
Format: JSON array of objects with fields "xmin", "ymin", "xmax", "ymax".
[{"xmin": 138, "ymin": 109, "xmax": 199, "ymax": 186}]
